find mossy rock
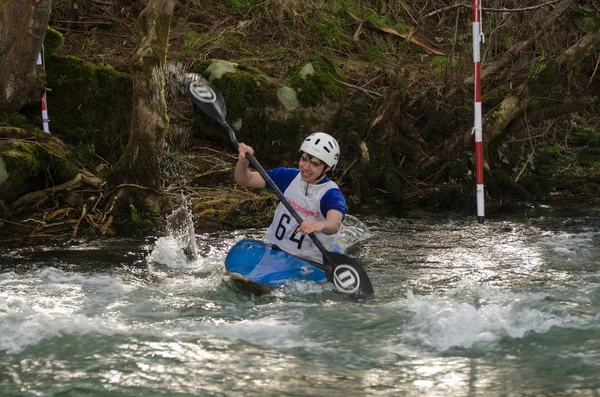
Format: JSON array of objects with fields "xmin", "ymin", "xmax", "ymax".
[
  {"xmin": 43, "ymin": 28, "xmax": 63, "ymax": 57},
  {"xmin": 45, "ymin": 55, "xmax": 132, "ymax": 165},
  {"xmin": 191, "ymin": 59, "xmax": 346, "ymax": 168},
  {"xmin": 285, "ymin": 55, "xmax": 347, "ymax": 107},
  {"xmin": 0, "ymin": 113, "xmax": 38, "ymax": 131},
  {"xmin": 0, "ymin": 136, "xmax": 79, "ymax": 202}
]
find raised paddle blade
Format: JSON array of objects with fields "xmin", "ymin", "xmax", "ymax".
[
  {"xmin": 326, "ymin": 252, "xmax": 374, "ymax": 298},
  {"xmin": 185, "ymin": 80, "xmax": 227, "ymax": 123}
]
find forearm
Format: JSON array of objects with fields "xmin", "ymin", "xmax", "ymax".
[
  {"xmin": 317, "ymin": 218, "xmax": 342, "ymax": 235},
  {"xmin": 298, "ymin": 211, "xmax": 342, "ymax": 235},
  {"xmin": 234, "ymin": 159, "xmax": 253, "ymax": 187}
]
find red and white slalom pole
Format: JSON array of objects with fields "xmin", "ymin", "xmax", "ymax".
[
  {"xmin": 472, "ymin": 0, "xmax": 484, "ymax": 223},
  {"xmin": 37, "ymin": 47, "xmax": 50, "ymax": 134}
]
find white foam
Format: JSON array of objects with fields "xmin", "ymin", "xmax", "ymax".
[
  {"xmin": 197, "ymin": 317, "xmax": 307, "ymax": 348},
  {"xmin": 554, "ymin": 246, "xmax": 574, "ymax": 254},
  {"xmin": 272, "ymin": 280, "xmax": 332, "ymax": 297},
  {"xmin": 148, "ymin": 235, "xmax": 196, "ymax": 268},
  {"xmin": 397, "ymin": 284, "xmax": 576, "ymax": 351},
  {"xmin": 0, "ymin": 311, "xmax": 127, "ymax": 354}
]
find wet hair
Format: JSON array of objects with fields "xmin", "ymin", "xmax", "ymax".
[{"xmin": 300, "ymin": 151, "xmax": 326, "ymax": 167}]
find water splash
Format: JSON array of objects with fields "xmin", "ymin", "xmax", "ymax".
[
  {"xmin": 148, "ymin": 194, "xmax": 198, "ymax": 266},
  {"xmin": 334, "ymin": 214, "xmax": 372, "ymax": 252}
]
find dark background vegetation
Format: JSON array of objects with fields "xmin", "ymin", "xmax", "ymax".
[{"xmin": 1, "ymin": 0, "xmax": 600, "ymax": 241}]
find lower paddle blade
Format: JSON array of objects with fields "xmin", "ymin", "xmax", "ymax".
[{"xmin": 326, "ymin": 252, "xmax": 374, "ymax": 298}]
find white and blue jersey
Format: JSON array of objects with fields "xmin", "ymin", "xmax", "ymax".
[{"xmin": 264, "ymin": 168, "xmax": 346, "ymax": 264}]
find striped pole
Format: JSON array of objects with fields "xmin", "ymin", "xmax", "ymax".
[
  {"xmin": 472, "ymin": 0, "xmax": 484, "ymax": 223},
  {"xmin": 36, "ymin": 47, "xmax": 50, "ymax": 133}
]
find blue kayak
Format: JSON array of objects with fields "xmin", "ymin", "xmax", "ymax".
[{"xmin": 224, "ymin": 239, "xmax": 327, "ymax": 294}]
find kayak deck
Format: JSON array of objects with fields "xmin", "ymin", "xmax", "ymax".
[{"xmin": 224, "ymin": 239, "xmax": 326, "ymax": 294}]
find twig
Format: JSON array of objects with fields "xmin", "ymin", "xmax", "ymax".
[
  {"xmin": 0, "ymin": 218, "xmax": 36, "ymax": 228},
  {"xmin": 192, "ymin": 167, "xmax": 234, "ymax": 179},
  {"xmin": 589, "ymin": 57, "xmax": 600, "ymax": 87},
  {"xmin": 52, "ymin": 20, "xmax": 115, "ymax": 25},
  {"xmin": 335, "ymin": 79, "xmax": 382, "ymax": 98},
  {"xmin": 514, "ymin": 151, "xmax": 535, "ymax": 183},
  {"xmin": 72, "ymin": 204, "xmax": 88, "ymax": 238},
  {"xmin": 13, "ymin": 173, "xmax": 103, "ymax": 207},
  {"xmin": 337, "ymin": 158, "xmax": 358, "ymax": 186},
  {"xmin": 424, "ymin": 0, "xmax": 561, "ymax": 18},
  {"xmin": 114, "ymin": 183, "xmax": 161, "ymax": 193}
]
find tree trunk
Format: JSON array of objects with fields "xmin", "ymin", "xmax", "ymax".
[
  {"xmin": 0, "ymin": 0, "xmax": 53, "ymax": 112},
  {"xmin": 112, "ymin": 0, "xmax": 176, "ymax": 188}
]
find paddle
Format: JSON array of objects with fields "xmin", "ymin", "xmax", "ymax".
[{"xmin": 182, "ymin": 76, "xmax": 374, "ymax": 298}]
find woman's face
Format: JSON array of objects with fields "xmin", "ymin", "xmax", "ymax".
[{"xmin": 299, "ymin": 153, "xmax": 328, "ymax": 184}]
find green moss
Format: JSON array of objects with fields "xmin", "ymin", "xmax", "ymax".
[
  {"xmin": 0, "ymin": 112, "xmax": 38, "ymax": 131},
  {"xmin": 43, "ymin": 28, "xmax": 63, "ymax": 57},
  {"xmin": 214, "ymin": 71, "xmax": 276, "ymax": 118},
  {"xmin": 0, "ymin": 139, "xmax": 78, "ymax": 201},
  {"xmin": 286, "ymin": 56, "xmax": 347, "ymax": 107},
  {"xmin": 193, "ymin": 59, "xmax": 215, "ymax": 79},
  {"xmin": 342, "ymin": 130, "xmax": 362, "ymax": 147},
  {"xmin": 2, "ymin": 150, "xmax": 40, "ymax": 179},
  {"xmin": 571, "ymin": 123, "xmax": 600, "ymax": 146},
  {"xmin": 45, "ymin": 55, "xmax": 132, "ymax": 164}
]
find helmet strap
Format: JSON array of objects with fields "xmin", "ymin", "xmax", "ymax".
[{"xmin": 315, "ymin": 166, "xmax": 331, "ymax": 182}]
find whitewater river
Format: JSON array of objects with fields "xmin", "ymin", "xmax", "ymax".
[{"xmin": 1, "ymin": 206, "xmax": 600, "ymax": 396}]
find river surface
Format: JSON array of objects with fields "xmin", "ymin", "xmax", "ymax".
[{"xmin": 1, "ymin": 206, "xmax": 600, "ymax": 396}]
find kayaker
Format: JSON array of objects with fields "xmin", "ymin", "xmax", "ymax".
[{"xmin": 234, "ymin": 132, "xmax": 347, "ymax": 264}]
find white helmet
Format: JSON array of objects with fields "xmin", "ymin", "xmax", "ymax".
[{"xmin": 299, "ymin": 132, "xmax": 340, "ymax": 169}]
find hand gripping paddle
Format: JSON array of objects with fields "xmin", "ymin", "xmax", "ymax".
[{"xmin": 182, "ymin": 75, "xmax": 374, "ymax": 298}]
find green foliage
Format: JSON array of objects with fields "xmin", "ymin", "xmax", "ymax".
[
  {"xmin": 264, "ymin": 48, "xmax": 288, "ymax": 62},
  {"xmin": 570, "ymin": 121, "xmax": 600, "ymax": 146},
  {"xmin": 497, "ymin": 142, "xmax": 510, "ymax": 164},
  {"xmin": 225, "ymin": 0, "xmax": 265, "ymax": 11},
  {"xmin": 309, "ymin": 18, "xmax": 351, "ymax": 52},
  {"xmin": 577, "ymin": 5, "xmax": 600, "ymax": 32},
  {"xmin": 361, "ymin": 45, "xmax": 386, "ymax": 62},
  {"xmin": 431, "ymin": 56, "xmax": 456, "ymax": 77},
  {"xmin": 448, "ymin": 152, "xmax": 474, "ymax": 182},
  {"xmin": 179, "ymin": 28, "xmax": 207, "ymax": 57},
  {"xmin": 543, "ymin": 143, "xmax": 571, "ymax": 158}
]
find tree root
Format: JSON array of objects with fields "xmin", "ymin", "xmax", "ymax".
[{"xmin": 13, "ymin": 173, "xmax": 104, "ymax": 207}]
